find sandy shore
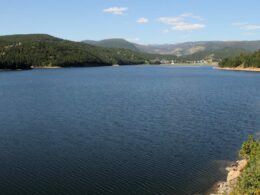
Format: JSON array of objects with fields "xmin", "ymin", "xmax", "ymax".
[
  {"xmin": 216, "ymin": 67, "xmax": 260, "ymax": 72},
  {"xmin": 209, "ymin": 159, "xmax": 247, "ymax": 195},
  {"xmin": 31, "ymin": 66, "xmax": 61, "ymax": 69}
]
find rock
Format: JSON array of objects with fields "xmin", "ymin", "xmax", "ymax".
[
  {"xmin": 227, "ymin": 159, "xmax": 247, "ymax": 182},
  {"xmin": 237, "ymin": 159, "xmax": 247, "ymax": 171},
  {"xmin": 212, "ymin": 181, "xmax": 232, "ymax": 195},
  {"xmin": 225, "ymin": 167, "xmax": 233, "ymax": 171},
  {"xmin": 209, "ymin": 159, "xmax": 247, "ymax": 195},
  {"xmin": 227, "ymin": 170, "xmax": 240, "ymax": 182}
]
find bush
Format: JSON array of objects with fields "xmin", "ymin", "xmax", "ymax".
[{"xmin": 235, "ymin": 136, "xmax": 260, "ymax": 194}]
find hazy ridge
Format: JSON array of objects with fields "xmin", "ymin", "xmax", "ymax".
[{"xmin": 84, "ymin": 38, "xmax": 260, "ymax": 60}]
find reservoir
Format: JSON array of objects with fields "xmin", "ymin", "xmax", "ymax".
[{"xmin": 0, "ymin": 65, "xmax": 259, "ymax": 194}]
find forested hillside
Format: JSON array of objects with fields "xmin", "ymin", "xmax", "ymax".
[
  {"xmin": 6, "ymin": 34, "xmax": 258, "ymax": 70},
  {"xmin": 0, "ymin": 34, "xmax": 149, "ymax": 69},
  {"xmin": 219, "ymin": 50, "xmax": 260, "ymax": 68}
]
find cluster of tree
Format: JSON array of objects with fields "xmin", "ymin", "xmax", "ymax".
[
  {"xmin": 219, "ymin": 50, "xmax": 260, "ymax": 68},
  {"xmin": 0, "ymin": 34, "xmax": 158, "ymax": 70},
  {"xmin": 231, "ymin": 136, "xmax": 260, "ymax": 194}
]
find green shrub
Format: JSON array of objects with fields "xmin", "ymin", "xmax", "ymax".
[{"xmin": 236, "ymin": 136, "xmax": 260, "ymax": 194}]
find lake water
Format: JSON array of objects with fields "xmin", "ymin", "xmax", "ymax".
[{"xmin": 0, "ymin": 65, "xmax": 260, "ymax": 195}]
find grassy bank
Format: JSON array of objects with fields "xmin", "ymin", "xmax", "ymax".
[{"xmin": 231, "ymin": 136, "xmax": 260, "ymax": 194}]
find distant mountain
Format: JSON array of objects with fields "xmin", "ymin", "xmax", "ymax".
[
  {"xmin": 136, "ymin": 41, "xmax": 260, "ymax": 61},
  {"xmin": 180, "ymin": 47, "xmax": 249, "ymax": 61},
  {"xmin": 83, "ymin": 39, "xmax": 260, "ymax": 60},
  {"xmin": 83, "ymin": 39, "xmax": 140, "ymax": 52},
  {"xmin": 136, "ymin": 41, "xmax": 260, "ymax": 56}
]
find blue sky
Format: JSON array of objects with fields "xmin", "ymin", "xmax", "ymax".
[{"xmin": 1, "ymin": 0, "xmax": 260, "ymax": 44}]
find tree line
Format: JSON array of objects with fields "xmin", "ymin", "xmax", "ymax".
[{"xmin": 219, "ymin": 50, "xmax": 260, "ymax": 68}]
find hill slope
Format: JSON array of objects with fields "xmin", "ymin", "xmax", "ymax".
[
  {"xmin": 0, "ymin": 34, "xmax": 149, "ymax": 69},
  {"xmin": 83, "ymin": 38, "xmax": 260, "ymax": 61},
  {"xmin": 83, "ymin": 39, "xmax": 140, "ymax": 52},
  {"xmin": 136, "ymin": 41, "xmax": 260, "ymax": 56},
  {"xmin": 181, "ymin": 47, "xmax": 248, "ymax": 61}
]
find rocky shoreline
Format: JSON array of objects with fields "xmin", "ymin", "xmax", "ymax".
[
  {"xmin": 210, "ymin": 159, "xmax": 247, "ymax": 195},
  {"xmin": 216, "ymin": 67, "xmax": 260, "ymax": 72}
]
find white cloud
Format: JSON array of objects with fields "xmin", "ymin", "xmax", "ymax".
[
  {"xmin": 173, "ymin": 23, "xmax": 205, "ymax": 31},
  {"xmin": 158, "ymin": 13, "xmax": 205, "ymax": 31},
  {"xmin": 233, "ymin": 22, "xmax": 260, "ymax": 30},
  {"xmin": 158, "ymin": 17, "xmax": 182, "ymax": 26},
  {"xmin": 103, "ymin": 7, "xmax": 128, "ymax": 15},
  {"xmin": 126, "ymin": 37, "xmax": 140, "ymax": 43},
  {"xmin": 137, "ymin": 17, "xmax": 149, "ymax": 24}
]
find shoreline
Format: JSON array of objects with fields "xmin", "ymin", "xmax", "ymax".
[
  {"xmin": 0, "ymin": 64, "xmax": 213, "ymax": 71},
  {"xmin": 160, "ymin": 63, "xmax": 217, "ymax": 66},
  {"xmin": 215, "ymin": 67, "xmax": 260, "ymax": 72},
  {"xmin": 209, "ymin": 159, "xmax": 247, "ymax": 195},
  {"xmin": 31, "ymin": 66, "xmax": 61, "ymax": 69}
]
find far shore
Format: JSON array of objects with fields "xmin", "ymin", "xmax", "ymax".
[
  {"xmin": 158, "ymin": 64, "xmax": 218, "ymax": 68},
  {"xmin": 215, "ymin": 67, "xmax": 260, "ymax": 72},
  {"xmin": 31, "ymin": 66, "xmax": 61, "ymax": 69}
]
